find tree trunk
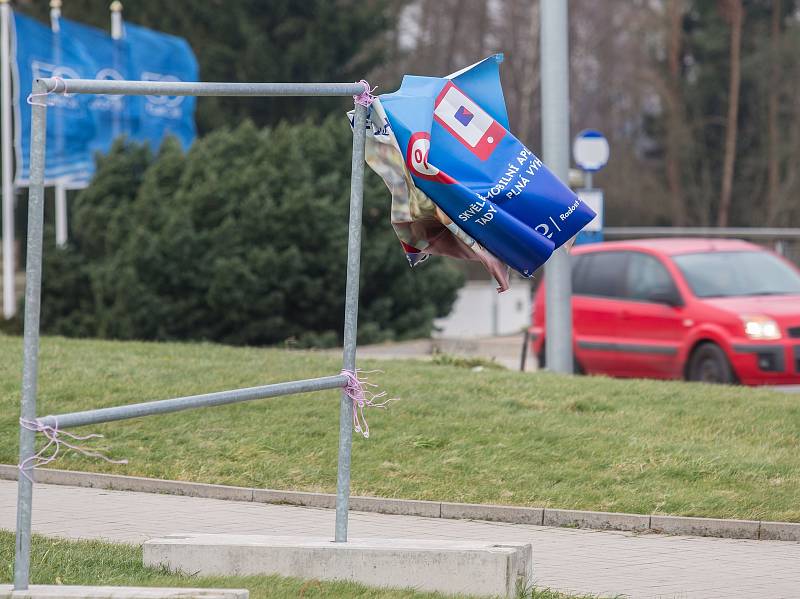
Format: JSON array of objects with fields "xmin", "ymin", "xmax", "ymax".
[
  {"xmin": 717, "ymin": 0, "xmax": 743, "ymax": 228},
  {"xmin": 766, "ymin": 0, "xmax": 782, "ymax": 225},
  {"xmin": 441, "ymin": 0, "xmax": 463, "ymax": 74},
  {"xmin": 665, "ymin": 0, "xmax": 687, "ymax": 226}
]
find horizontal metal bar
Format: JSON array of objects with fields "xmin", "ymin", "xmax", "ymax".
[
  {"xmin": 604, "ymin": 227, "xmax": 800, "ymax": 240},
  {"xmin": 38, "ymin": 78, "xmax": 365, "ymax": 97},
  {"xmin": 37, "ymin": 374, "xmax": 347, "ymax": 429}
]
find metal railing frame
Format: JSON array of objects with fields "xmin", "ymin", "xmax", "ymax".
[
  {"xmin": 604, "ymin": 226, "xmax": 800, "ymax": 257},
  {"xmin": 14, "ymin": 77, "xmax": 369, "ymax": 590},
  {"xmin": 603, "ymin": 226, "xmax": 800, "ymax": 239}
]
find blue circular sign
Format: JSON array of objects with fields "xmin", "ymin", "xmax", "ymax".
[{"xmin": 573, "ymin": 129, "xmax": 609, "ymax": 172}]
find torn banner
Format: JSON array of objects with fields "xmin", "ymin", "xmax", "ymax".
[{"xmin": 360, "ymin": 54, "xmax": 596, "ymax": 291}]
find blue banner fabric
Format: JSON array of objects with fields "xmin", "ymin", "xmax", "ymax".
[
  {"xmin": 13, "ymin": 12, "xmax": 198, "ymax": 187},
  {"xmin": 123, "ymin": 22, "xmax": 197, "ymax": 150},
  {"xmin": 376, "ymin": 55, "xmax": 596, "ymax": 279},
  {"xmin": 14, "ymin": 13, "xmax": 98, "ymax": 185}
]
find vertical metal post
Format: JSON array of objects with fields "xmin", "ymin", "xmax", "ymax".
[
  {"xmin": 1, "ymin": 0, "xmax": 15, "ymax": 319},
  {"xmin": 334, "ymin": 102, "xmax": 367, "ymax": 543},
  {"xmin": 14, "ymin": 80, "xmax": 47, "ymax": 591},
  {"xmin": 541, "ymin": 0, "xmax": 573, "ymax": 374},
  {"xmin": 55, "ymin": 184, "xmax": 67, "ymax": 247},
  {"xmin": 585, "ymin": 171, "xmax": 593, "ymax": 191}
]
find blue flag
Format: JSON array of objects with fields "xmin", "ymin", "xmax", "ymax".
[
  {"xmin": 123, "ymin": 22, "xmax": 197, "ymax": 150},
  {"xmin": 13, "ymin": 12, "xmax": 198, "ymax": 187},
  {"xmin": 57, "ymin": 17, "xmax": 135, "ymax": 166},
  {"xmin": 14, "ymin": 13, "xmax": 98, "ymax": 185},
  {"xmin": 376, "ymin": 55, "xmax": 596, "ymax": 278}
]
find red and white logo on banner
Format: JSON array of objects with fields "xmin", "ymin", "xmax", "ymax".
[
  {"xmin": 433, "ymin": 81, "xmax": 506, "ymax": 161},
  {"xmin": 406, "ymin": 132, "xmax": 454, "ymax": 184}
]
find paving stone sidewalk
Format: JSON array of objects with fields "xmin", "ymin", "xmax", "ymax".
[{"xmin": 1, "ymin": 481, "xmax": 798, "ymax": 599}]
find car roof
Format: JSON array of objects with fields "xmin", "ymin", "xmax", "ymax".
[{"xmin": 571, "ymin": 237, "xmax": 762, "ymax": 256}]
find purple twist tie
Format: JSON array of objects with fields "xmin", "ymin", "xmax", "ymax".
[
  {"xmin": 26, "ymin": 76, "xmax": 70, "ymax": 107},
  {"xmin": 341, "ymin": 369, "xmax": 397, "ymax": 438},
  {"xmin": 353, "ymin": 79, "xmax": 377, "ymax": 107},
  {"xmin": 18, "ymin": 416, "xmax": 127, "ymax": 482}
]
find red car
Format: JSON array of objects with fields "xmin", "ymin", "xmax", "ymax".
[{"xmin": 529, "ymin": 238, "xmax": 800, "ymax": 385}]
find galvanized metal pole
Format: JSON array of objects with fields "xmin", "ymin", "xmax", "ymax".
[
  {"xmin": 1, "ymin": 0, "xmax": 15, "ymax": 319},
  {"xmin": 14, "ymin": 79, "xmax": 47, "ymax": 591},
  {"xmin": 540, "ymin": 0, "xmax": 573, "ymax": 374},
  {"xmin": 38, "ymin": 78, "xmax": 365, "ymax": 97},
  {"xmin": 335, "ymin": 102, "xmax": 367, "ymax": 543},
  {"xmin": 37, "ymin": 374, "xmax": 347, "ymax": 429},
  {"xmin": 603, "ymin": 226, "xmax": 800, "ymax": 239}
]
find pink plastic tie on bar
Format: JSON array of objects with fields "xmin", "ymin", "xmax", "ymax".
[
  {"xmin": 18, "ymin": 416, "xmax": 127, "ymax": 482},
  {"xmin": 26, "ymin": 76, "xmax": 69, "ymax": 107},
  {"xmin": 353, "ymin": 80, "xmax": 377, "ymax": 107},
  {"xmin": 341, "ymin": 369, "xmax": 397, "ymax": 438}
]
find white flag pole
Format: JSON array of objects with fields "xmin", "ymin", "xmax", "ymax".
[
  {"xmin": 49, "ymin": 0, "xmax": 61, "ymax": 32},
  {"xmin": 110, "ymin": 1, "xmax": 123, "ymax": 139},
  {"xmin": 54, "ymin": 183, "xmax": 67, "ymax": 246},
  {"xmin": 1, "ymin": 0, "xmax": 15, "ymax": 318},
  {"xmin": 49, "ymin": 0, "xmax": 69, "ymax": 247},
  {"xmin": 110, "ymin": 1, "xmax": 123, "ymax": 40}
]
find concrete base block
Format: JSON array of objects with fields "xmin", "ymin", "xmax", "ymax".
[
  {"xmin": 0, "ymin": 585, "xmax": 248, "ymax": 598},
  {"xmin": 144, "ymin": 534, "xmax": 532, "ymax": 598}
]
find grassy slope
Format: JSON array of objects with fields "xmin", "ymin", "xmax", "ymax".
[
  {"xmin": 0, "ymin": 532, "xmax": 589, "ymax": 599},
  {"xmin": 0, "ymin": 335, "xmax": 798, "ymax": 521}
]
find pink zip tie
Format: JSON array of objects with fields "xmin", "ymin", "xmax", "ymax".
[
  {"xmin": 353, "ymin": 80, "xmax": 377, "ymax": 107},
  {"xmin": 26, "ymin": 77, "xmax": 69, "ymax": 107},
  {"xmin": 341, "ymin": 369, "xmax": 397, "ymax": 438},
  {"xmin": 18, "ymin": 416, "xmax": 127, "ymax": 482}
]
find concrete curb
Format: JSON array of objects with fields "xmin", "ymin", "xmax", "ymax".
[
  {"xmin": 544, "ymin": 508, "xmax": 650, "ymax": 532},
  {"xmin": 1, "ymin": 465, "xmax": 797, "ymax": 541},
  {"xmin": 0, "ymin": 584, "xmax": 249, "ymax": 598}
]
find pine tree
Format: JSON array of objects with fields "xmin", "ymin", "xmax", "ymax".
[{"xmin": 40, "ymin": 118, "xmax": 464, "ymax": 346}]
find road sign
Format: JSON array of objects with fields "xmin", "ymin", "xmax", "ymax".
[
  {"xmin": 577, "ymin": 189, "xmax": 603, "ymax": 232},
  {"xmin": 574, "ymin": 188, "xmax": 603, "ymax": 245},
  {"xmin": 572, "ymin": 129, "xmax": 609, "ymax": 172}
]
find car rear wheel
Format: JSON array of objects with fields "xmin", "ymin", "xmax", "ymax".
[{"xmin": 686, "ymin": 342, "xmax": 735, "ymax": 384}]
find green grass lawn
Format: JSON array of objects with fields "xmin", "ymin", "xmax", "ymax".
[
  {"xmin": 1, "ymin": 334, "xmax": 799, "ymax": 522},
  {"xmin": 0, "ymin": 531, "xmax": 591, "ymax": 599}
]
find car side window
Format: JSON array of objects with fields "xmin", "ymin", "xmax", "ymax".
[
  {"xmin": 625, "ymin": 252, "xmax": 679, "ymax": 302},
  {"xmin": 571, "ymin": 254, "xmax": 588, "ymax": 291},
  {"xmin": 572, "ymin": 252, "xmax": 629, "ymax": 299}
]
